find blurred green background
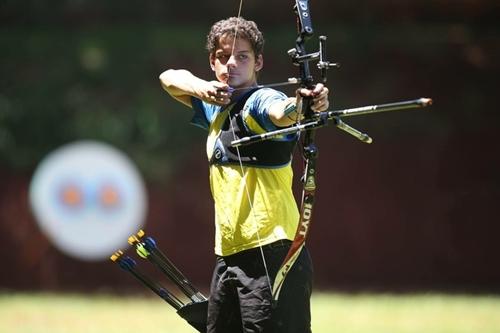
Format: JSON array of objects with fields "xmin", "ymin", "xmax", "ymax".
[
  {"xmin": 1, "ymin": 0, "xmax": 499, "ymax": 296},
  {"xmin": 1, "ymin": 1, "xmax": 500, "ymax": 332}
]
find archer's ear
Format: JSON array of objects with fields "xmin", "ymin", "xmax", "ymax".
[
  {"xmin": 209, "ymin": 54, "xmax": 216, "ymax": 71},
  {"xmin": 255, "ymin": 54, "xmax": 263, "ymax": 72}
]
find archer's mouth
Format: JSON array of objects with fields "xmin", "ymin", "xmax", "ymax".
[{"xmin": 220, "ymin": 73, "xmax": 238, "ymax": 82}]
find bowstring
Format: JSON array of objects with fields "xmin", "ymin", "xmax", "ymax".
[{"xmin": 228, "ymin": 0, "xmax": 273, "ymax": 294}]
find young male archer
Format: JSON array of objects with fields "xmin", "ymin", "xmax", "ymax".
[{"xmin": 160, "ymin": 16, "xmax": 329, "ymax": 333}]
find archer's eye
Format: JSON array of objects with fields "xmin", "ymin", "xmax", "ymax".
[{"xmin": 216, "ymin": 54, "xmax": 230, "ymax": 64}]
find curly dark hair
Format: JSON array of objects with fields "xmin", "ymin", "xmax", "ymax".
[{"xmin": 206, "ymin": 17, "xmax": 264, "ymax": 56}]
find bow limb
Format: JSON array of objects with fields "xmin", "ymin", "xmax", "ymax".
[{"xmin": 271, "ymin": 0, "xmax": 321, "ymax": 302}]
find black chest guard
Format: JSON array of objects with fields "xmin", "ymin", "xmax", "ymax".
[{"xmin": 209, "ymin": 89, "xmax": 298, "ymax": 168}]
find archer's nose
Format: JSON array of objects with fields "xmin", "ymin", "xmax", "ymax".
[{"xmin": 227, "ymin": 55, "xmax": 237, "ymax": 69}]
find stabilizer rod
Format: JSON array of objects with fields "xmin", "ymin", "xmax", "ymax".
[{"xmin": 231, "ymin": 97, "xmax": 432, "ymax": 147}]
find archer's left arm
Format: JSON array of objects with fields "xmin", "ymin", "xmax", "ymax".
[{"xmin": 268, "ymin": 83, "xmax": 329, "ymax": 127}]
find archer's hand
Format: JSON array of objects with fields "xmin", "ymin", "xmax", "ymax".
[
  {"xmin": 198, "ymin": 81, "xmax": 232, "ymax": 106},
  {"xmin": 297, "ymin": 83, "xmax": 330, "ymax": 112}
]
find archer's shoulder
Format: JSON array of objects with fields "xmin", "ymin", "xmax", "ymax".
[
  {"xmin": 248, "ymin": 88, "xmax": 287, "ymax": 104},
  {"xmin": 191, "ymin": 96, "xmax": 222, "ymax": 124}
]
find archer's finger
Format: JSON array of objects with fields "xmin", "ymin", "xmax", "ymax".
[
  {"xmin": 313, "ymin": 89, "xmax": 329, "ymax": 103},
  {"xmin": 311, "ymin": 99, "xmax": 329, "ymax": 112},
  {"xmin": 207, "ymin": 95, "xmax": 231, "ymax": 106},
  {"xmin": 213, "ymin": 81, "xmax": 230, "ymax": 91},
  {"xmin": 297, "ymin": 87, "xmax": 314, "ymax": 98},
  {"xmin": 312, "ymin": 83, "xmax": 325, "ymax": 96},
  {"xmin": 298, "ymin": 84, "xmax": 327, "ymax": 98}
]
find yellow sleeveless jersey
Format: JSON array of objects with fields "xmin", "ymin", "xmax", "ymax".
[
  {"xmin": 209, "ymin": 163, "xmax": 299, "ymax": 256},
  {"xmin": 191, "ymin": 89, "xmax": 300, "ymax": 256}
]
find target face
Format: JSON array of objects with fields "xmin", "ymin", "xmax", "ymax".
[{"xmin": 29, "ymin": 141, "xmax": 147, "ymax": 261}]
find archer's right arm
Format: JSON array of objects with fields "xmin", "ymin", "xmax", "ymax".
[{"xmin": 159, "ymin": 69, "xmax": 231, "ymax": 108}]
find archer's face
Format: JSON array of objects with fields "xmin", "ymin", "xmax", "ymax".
[{"xmin": 210, "ymin": 35, "xmax": 263, "ymax": 89}]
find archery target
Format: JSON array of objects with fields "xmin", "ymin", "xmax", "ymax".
[{"xmin": 29, "ymin": 141, "xmax": 147, "ymax": 261}]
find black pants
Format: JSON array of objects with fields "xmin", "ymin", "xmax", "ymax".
[{"xmin": 207, "ymin": 240, "xmax": 313, "ymax": 333}]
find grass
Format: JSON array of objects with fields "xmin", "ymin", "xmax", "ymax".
[
  {"xmin": 312, "ymin": 293, "xmax": 500, "ymax": 333},
  {"xmin": 1, "ymin": 292, "xmax": 500, "ymax": 333}
]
